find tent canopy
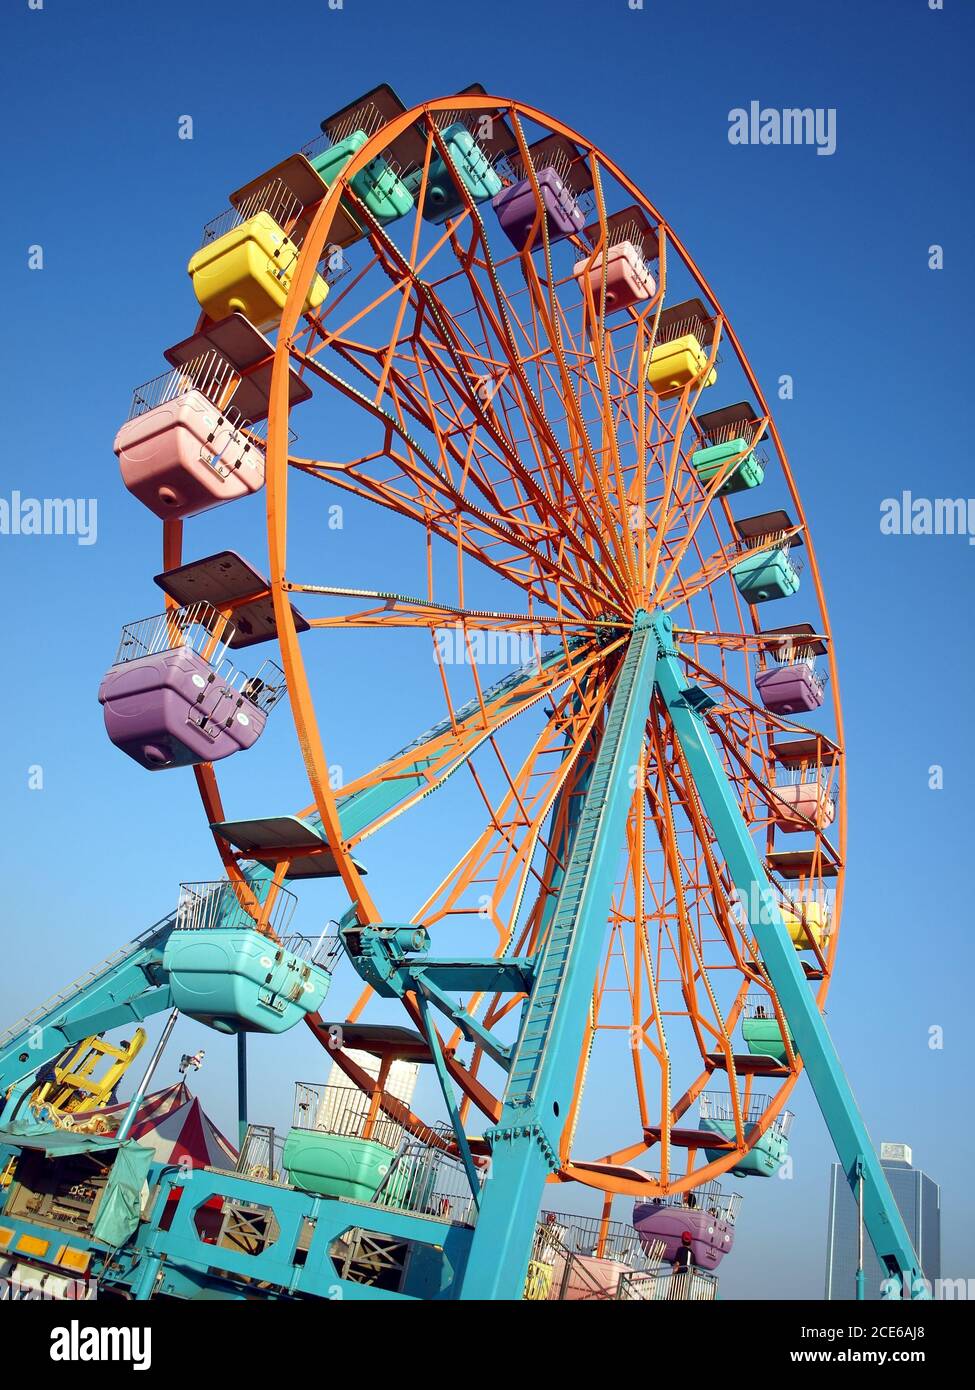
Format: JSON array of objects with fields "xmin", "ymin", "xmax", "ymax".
[{"xmin": 70, "ymin": 1082, "xmax": 238, "ymax": 1170}]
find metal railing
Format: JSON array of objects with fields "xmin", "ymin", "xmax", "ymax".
[
  {"xmin": 616, "ymin": 1268, "xmax": 719, "ymax": 1301},
  {"xmin": 575, "ymin": 189, "xmax": 596, "ymax": 219},
  {"xmin": 607, "ymin": 216, "xmax": 656, "ymax": 255},
  {"xmin": 113, "ymin": 602, "xmax": 234, "ymax": 667},
  {"xmin": 323, "ymin": 100, "xmax": 388, "ymax": 147},
  {"xmin": 529, "ymin": 1237, "xmax": 615, "ymax": 1302},
  {"xmin": 516, "ymin": 144, "xmax": 573, "ymax": 186},
  {"xmin": 575, "ymin": 231, "xmax": 658, "ymax": 282},
  {"xmin": 200, "ymin": 178, "xmax": 305, "ymax": 248},
  {"xmin": 111, "ymin": 608, "xmax": 286, "ymax": 720},
  {"xmin": 125, "ymin": 364, "xmax": 298, "ymax": 446},
  {"xmin": 538, "ymin": 1210, "xmax": 663, "ymax": 1272},
  {"xmin": 320, "ymin": 246, "xmax": 352, "ymax": 288},
  {"xmin": 735, "ymin": 540, "xmax": 804, "ymax": 586},
  {"xmin": 774, "ymin": 764, "xmax": 834, "ymax": 792},
  {"xmin": 744, "ymin": 992, "xmax": 783, "ymax": 1021},
  {"xmin": 492, "ymin": 152, "xmax": 519, "ymax": 187},
  {"xmin": 280, "ymin": 929, "xmax": 344, "ymax": 972},
  {"xmin": 640, "ymin": 1181, "xmax": 742, "ymax": 1226},
  {"xmin": 373, "ymin": 1127, "xmax": 482, "ymax": 1225},
  {"xmin": 700, "ymin": 420, "xmax": 765, "ymax": 449},
  {"xmin": 226, "ymin": 658, "xmax": 287, "ymax": 715},
  {"xmin": 236, "ymin": 1124, "xmax": 286, "ymax": 1183},
  {"xmin": 779, "ymin": 893, "xmax": 834, "ymax": 926},
  {"xmin": 291, "ymin": 1081, "xmax": 406, "ymax": 1152},
  {"xmin": 300, "ymin": 130, "xmax": 331, "ymax": 163},
  {"xmin": 506, "ymin": 144, "xmax": 591, "ymax": 221},
  {"xmin": 756, "ymin": 649, "xmax": 829, "ymax": 690},
  {"xmin": 127, "ymin": 350, "xmax": 244, "ymax": 423},
  {"xmin": 655, "ymin": 311, "xmax": 714, "ymax": 347},
  {"xmin": 174, "ymin": 879, "xmax": 298, "ymax": 939},
  {"xmin": 700, "ymin": 1090, "xmax": 794, "ymax": 1139},
  {"xmin": 527, "ymin": 1221, "xmax": 665, "ymax": 1302}
]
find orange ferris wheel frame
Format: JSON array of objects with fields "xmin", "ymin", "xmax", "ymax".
[{"xmin": 161, "ymin": 93, "xmax": 846, "ymax": 1200}]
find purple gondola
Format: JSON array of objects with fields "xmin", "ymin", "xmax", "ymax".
[{"xmin": 633, "ymin": 1184, "xmax": 741, "ymax": 1271}]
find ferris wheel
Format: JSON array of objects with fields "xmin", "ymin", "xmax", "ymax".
[{"xmin": 98, "ymin": 85, "xmax": 926, "ymax": 1300}]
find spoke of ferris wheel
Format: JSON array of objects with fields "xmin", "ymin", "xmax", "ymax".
[
  {"xmin": 435, "ymin": 171, "xmax": 635, "ymax": 600},
  {"xmin": 511, "ymin": 216, "xmax": 638, "ymax": 594},
  {"xmin": 315, "ymin": 177, "xmax": 635, "ymax": 599},
  {"xmin": 459, "ymin": 612, "xmax": 660, "ymax": 1298},
  {"xmin": 336, "ymin": 659, "xmax": 617, "ymax": 1074},
  {"xmin": 421, "ymin": 670, "xmax": 613, "ymax": 930},
  {"xmin": 277, "ymin": 636, "xmax": 623, "ymax": 848},
  {"xmin": 644, "ymin": 330, "xmax": 725, "ymax": 598},
  {"xmin": 286, "ymin": 466, "xmax": 609, "ymax": 615},
  {"xmin": 414, "ymin": 685, "xmax": 615, "ymax": 1069},
  {"xmin": 285, "ymin": 583, "xmax": 623, "ymax": 630},
  {"xmin": 571, "ymin": 153, "xmax": 645, "ymax": 537},
  {"xmin": 285, "ymin": 348, "xmax": 631, "ymax": 612},
  {"xmin": 286, "ymin": 464, "xmax": 619, "ymax": 617}
]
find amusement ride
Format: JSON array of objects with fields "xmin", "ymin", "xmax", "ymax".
[{"xmin": 0, "ymin": 86, "xmax": 928, "ymax": 1302}]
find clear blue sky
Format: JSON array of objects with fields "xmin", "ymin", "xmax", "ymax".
[{"xmin": 1, "ymin": 0, "xmax": 972, "ymax": 1300}]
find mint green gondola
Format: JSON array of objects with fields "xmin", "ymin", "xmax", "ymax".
[
  {"xmin": 163, "ymin": 929, "xmax": 330, "ymax": 1035},
  {"xmin": 732, "ymin": 547, "xmax": 801, "ymax": 603},
  {"xmin": 310, "ymin": 130, "xmax": 414, "ymax": 228},
  {"xmin": 699, "ymin": 1103, "xmax": 792, "ymax": 1177},
  {"xmin": 691, "ymin": 437, "xmax": 765, "ymax": 495},
  {"xmin": 282, "ymin": 1129, "xmax": 396, "ymax": 1201},
  {"xmin": 404, "ymin": 123, "xmax": 501, "ymax": 224},
  {"xmin": 742, "ymin": 1016, "xmax": 795, "ymax": 1065}
]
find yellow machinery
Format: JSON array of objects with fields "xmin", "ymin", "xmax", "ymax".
[
  {"xmin": 30, "ymin": 1029, "xmax": 148, "ymax": 1118},
  {"xmin": 1, "ymin": 1030, "xmax": 146, "ymax": 1189},
  {"xmin": 646, "ymin": 333, "xmax": 717, "ymax": 397}
]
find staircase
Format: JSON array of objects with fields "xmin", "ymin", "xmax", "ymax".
[{"xmin": 507, "ymin": 623, "xmax": 653, "ymax": 1106}]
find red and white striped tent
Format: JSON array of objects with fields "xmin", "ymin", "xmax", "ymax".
[{"xmin": 71, "ymin": 1082, "xmax": 237, "ymax": 1169}]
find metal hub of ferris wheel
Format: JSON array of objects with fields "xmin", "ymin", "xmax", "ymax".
[{"xmin": 0, "ymin": 85, "xmax": 927, "ymax": 1303}]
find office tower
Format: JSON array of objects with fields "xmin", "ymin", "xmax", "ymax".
[
  {"xmin": 825, "ymin": 1143, "xmax": 941, "ymax": 1299},
  {"xmin": 317, "ymin": 1049, "xmax": 420, "ymax": 1146}
]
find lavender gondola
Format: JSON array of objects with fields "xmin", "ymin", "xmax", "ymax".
[
  {"xmin": 99, "ymin": 601, "xmax": 284, "ymax": 770},
  {"xmin": 494, "ymin": 166, "xmax": 584, "ymax": 251},
  {"xmin": 633, "ymin": 1184, "xmax": 741, "ymax": 1271},
  {"xmin": 493, "ymin": 133, "xmax": 589, "ymax": 253},
  {"xmin": 754, "ymin": 622, "xmax": 829, "ymax": 714},
  {"xmin": 756, "ymin": 661, "xmax": 825, "ymax": 714}
]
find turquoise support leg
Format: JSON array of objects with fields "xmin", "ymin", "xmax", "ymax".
[{"xmin": 651, "ymin": 614, "xmax": 927, "ymax": 1299}]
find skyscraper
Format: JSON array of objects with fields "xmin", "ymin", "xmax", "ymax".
[
  {"xmin": 318, "ymin": 1048, "xmax": 420, "ymax": 1147},
  {"xmin": 825, "ymin": 1143, "xmax": 941, "ymax": 1299}
]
